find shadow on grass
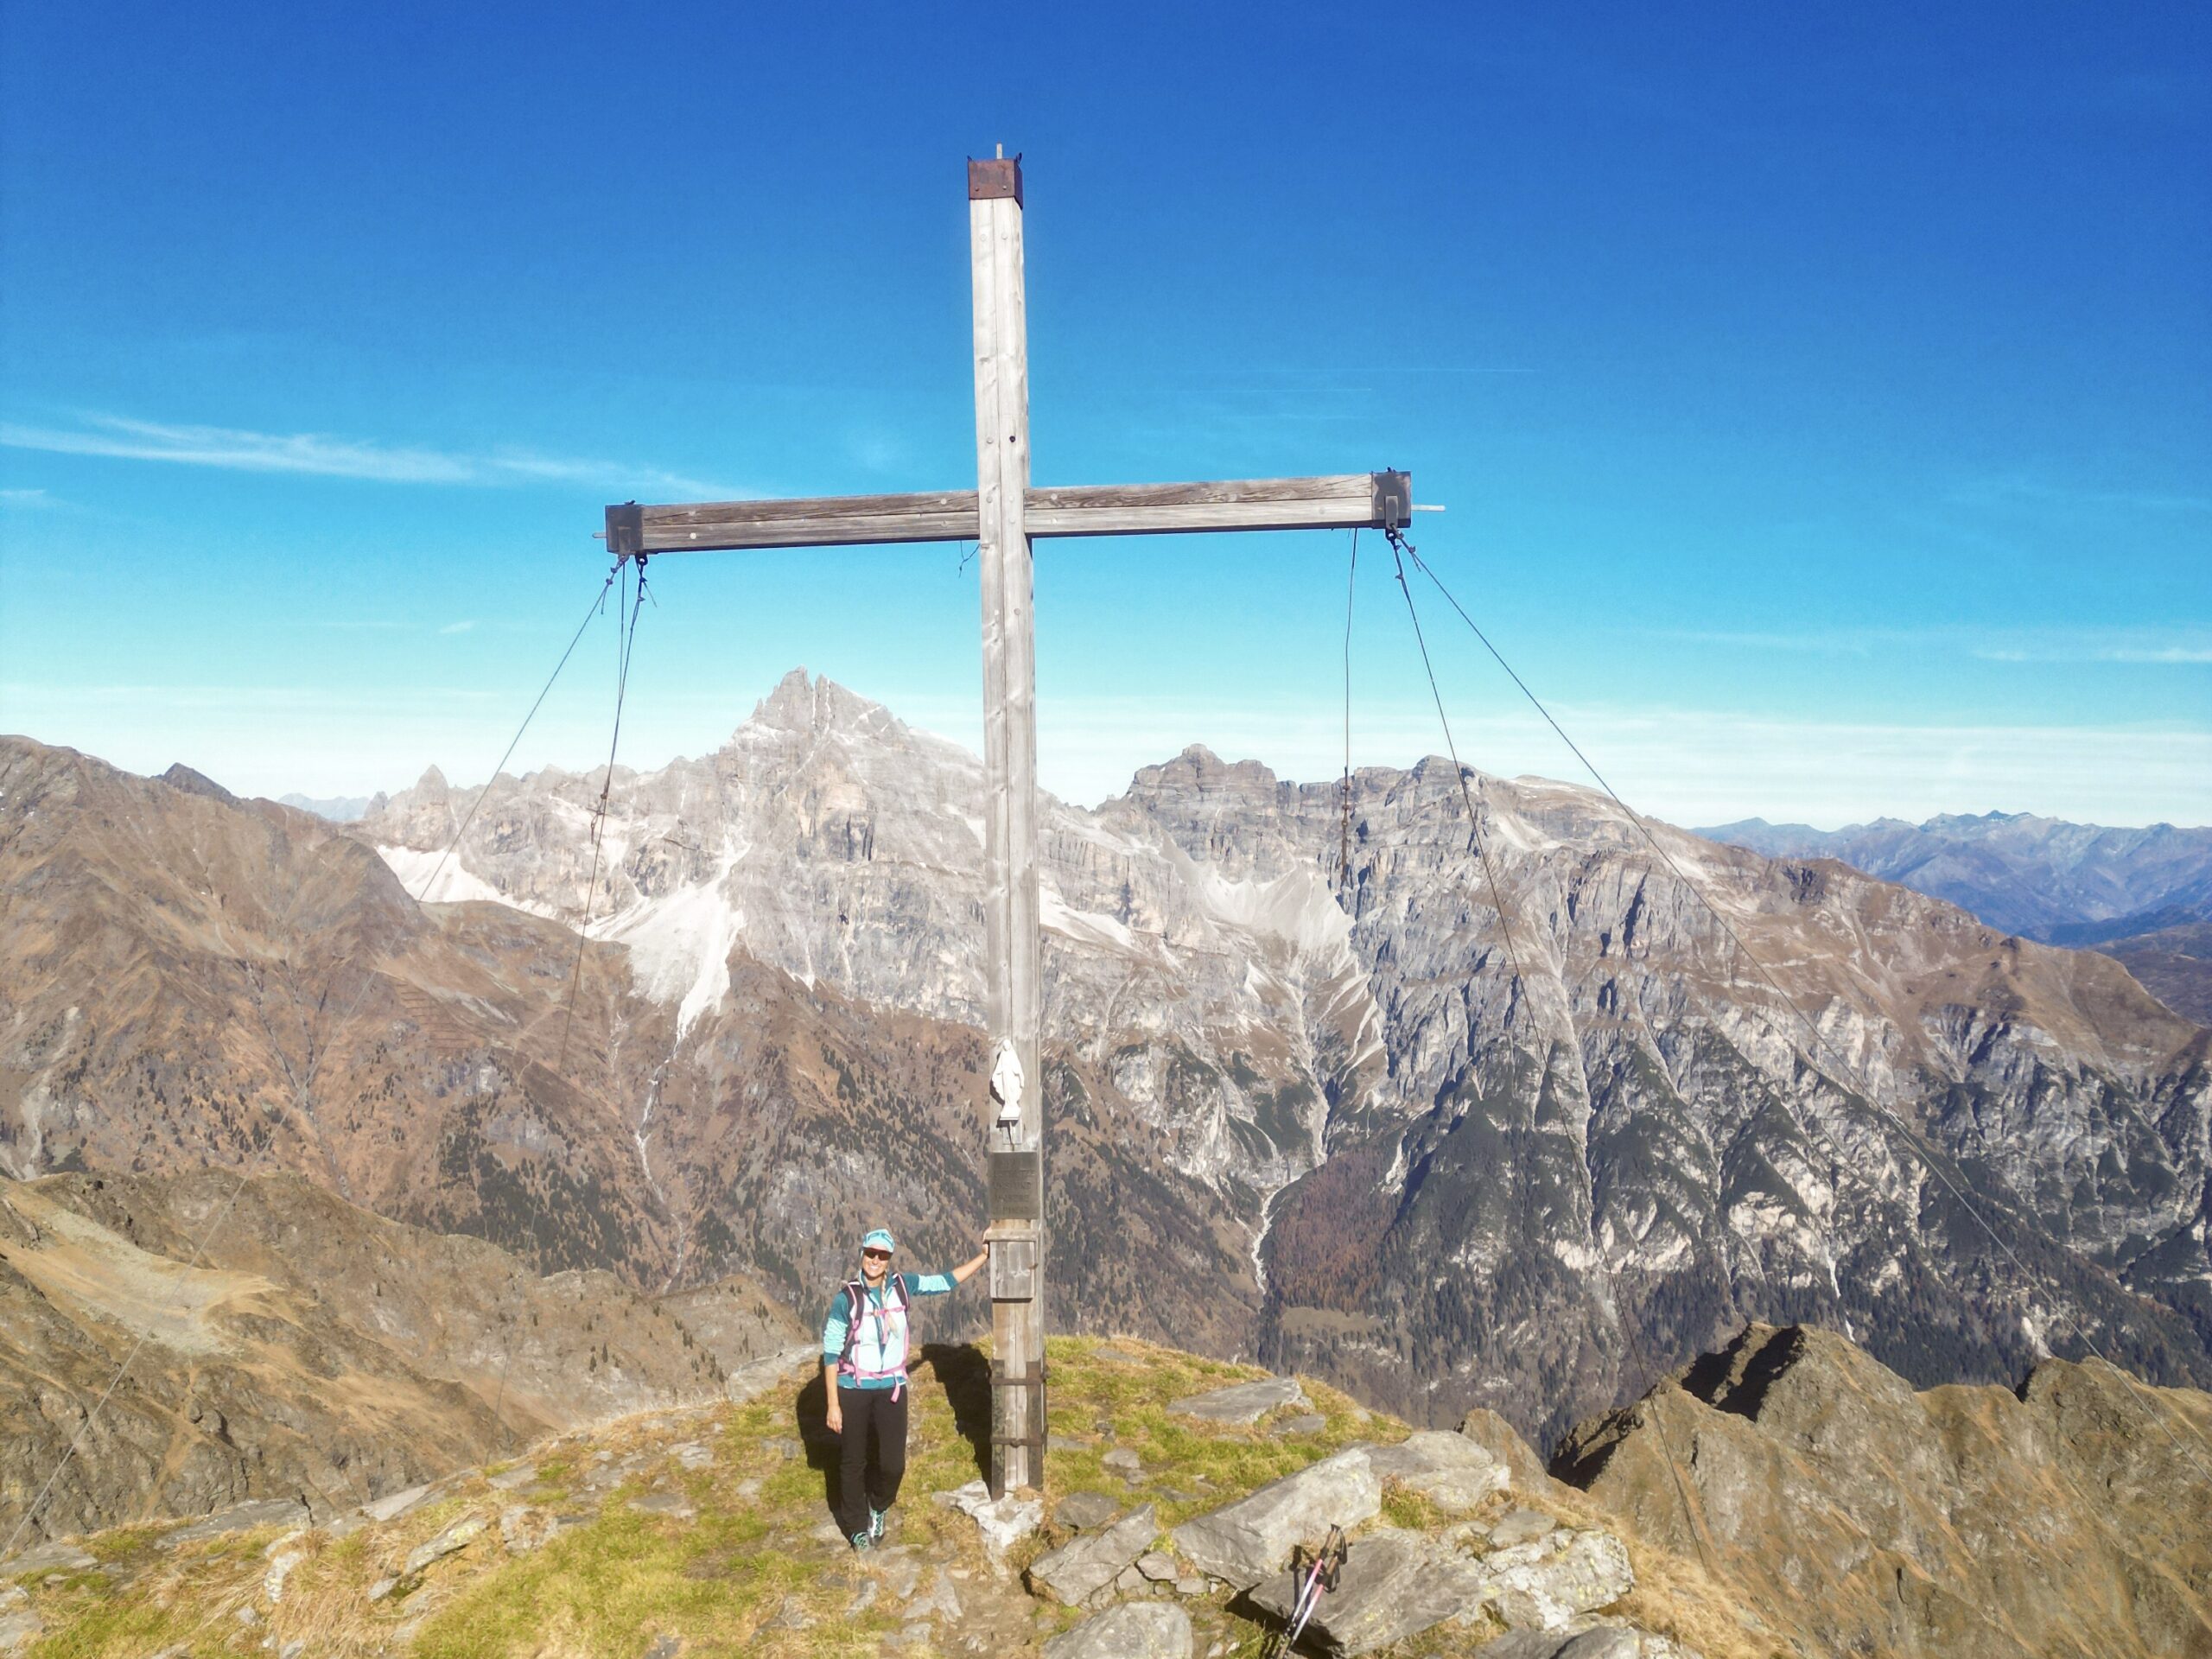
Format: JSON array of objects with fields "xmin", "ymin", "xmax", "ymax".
[
  {"xmin": 918, "ymin": 1342, "xmax": 994, "ymax": 1484},
  {"xmin": 789, "ymin": 1343, "xmax": 993, "ymax": 1524}
]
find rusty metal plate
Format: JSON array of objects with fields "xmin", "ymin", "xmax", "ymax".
[{"xmin": 968, "ymin": 156, "xmax": 1024, "ymax": 205}]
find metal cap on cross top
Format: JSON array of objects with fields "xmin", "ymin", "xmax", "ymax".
[
  {"xmin": 968, "ymin": 154, "xmax": 1022, "ymax": 205},
  {"xmin": 597, "ymin": 156, "xmax": 1414, "ymax": 1497}
]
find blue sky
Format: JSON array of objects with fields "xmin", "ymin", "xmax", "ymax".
[{"xmin": 2, "ymin": 3, "xmax": 2206, "ymax": 826}]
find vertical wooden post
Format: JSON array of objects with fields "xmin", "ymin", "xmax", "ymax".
[{"xmin": 969, "ymin": 150, "xmax": 1045, "ymax": 1497}]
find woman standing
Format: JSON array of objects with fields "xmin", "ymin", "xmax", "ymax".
[{"xmin": 823, "ymin": 1227, "xmax": 988, "ymax": 1550}]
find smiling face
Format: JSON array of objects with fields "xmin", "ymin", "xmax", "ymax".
[{"xmin": 861, "ymin": 1245, "xmax": 893, "ymax": 1284}]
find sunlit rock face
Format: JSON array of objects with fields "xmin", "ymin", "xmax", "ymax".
[{"xmin": 348, "ymin": 670, "xmax": 2211, "ymax": 1445}]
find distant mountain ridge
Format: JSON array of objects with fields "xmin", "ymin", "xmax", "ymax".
[
  {"xmin": 1697, "ymin": 810, "xmax": 2212, "ymax": 942},
  {"xmin": 7, "ymin": 678, "xmax": 2209, "ymax": 1460},
  {"xmin": 277, "ymin": 790, "xmax": 377, "ymax": 822}
]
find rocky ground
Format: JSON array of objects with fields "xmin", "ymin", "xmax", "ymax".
[
  {"xmin": 10, "ymin": 1326, "xmax": 2207, "ymax": 1659},
  {"xmin": 0, "ymin": 1338, "xmax": 1742, "ymax": 1659}
]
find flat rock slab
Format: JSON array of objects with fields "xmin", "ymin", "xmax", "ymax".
[
  {"xmin": 0, "ymin": 1605, "xmax": 41, "ymax": 1653},
  {"xmin": 0, "ymin": 1542, "xmax": 96, "ymax": 1575},
  {"xmin": 160, "ymin": 1498, "xmax": 311, "ymax": 1548},
  {"xmin": 1055, "ymin": 1491, "xmax": 1122, "ymax": 1531},
  {"xmin": 1486, "ymin": 1508, "xmax": 1556, "ymax": 1548},
  {"xmin": 1042, "ymin": 1600, "xmax": 1194, "ymax": 1659},
  {"xmin": 1273, "ymin": 1414, "xmax": 1328, "ymax": 1437},
  {"xmin": 1169, "ymin": 1449, "xmax": 1380, "ymax": 1588},
  {"xmin": 1366, "ymin": 1431, "xmax": 1510, "ymax": 1513},
  {"xmin": 359, "ymin": 1484, "xmax": 435, "ymax": 1523},
  {"xmin": 1027, "ymin": 1505, "xmax": 1160, "ymax": 1607},
  {"xmin": 630, "ymin": 1491, "xmax": 697, "ymax": 1519},
  {"xmin": 486, "ymin": 1464, "xmax": 539, "ymax": 1492},
  {"xmin": 403, "ymin": 1515, "xmax": 486, "ymax": 1576},
  {"xmin": 1248, "ymin": 1527, "xmax": 1487, "ymax": 1658},
  {"xmin": 1168, "ymin": 1376, "xmax": 1308, "ymax": 1426},
  {"xmin": 1473, "ymin": 1529, "xmax": 1634, "ymax": 1630}
]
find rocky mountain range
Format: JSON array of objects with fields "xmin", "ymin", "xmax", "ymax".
[
  {"xmin": 1700, "ymin": 812, "xmax": 2212, "ymax": 1028},
  {"xmin": 5, "ymin": 671, "xmax": 2209, "ymax": 1461},
  {"xmin": 1696, "ymin": 810, "xmax": 2212, "ymax": 943}
]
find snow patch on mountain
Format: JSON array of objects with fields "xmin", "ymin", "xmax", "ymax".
[
  {"xmin": 598, "ymin": 838, "xmax": 752, "ymax": 1037},
  {"xmin": 377, "ymin": 845, "xmax": 558, "ymax": 916}
]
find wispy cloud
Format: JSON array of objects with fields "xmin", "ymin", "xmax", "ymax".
[
  {"xmin": 872, "ymin": 690, "xmax": 2212, "ymax": 828},
  {"xmin": 1947, "ymin": 474, "xmax": 2212, "ymax": 516},
  {"xmin": 0, "ymin": 412, "xmax": 741, "ymax": 499},
  {"xmin": 439, "ymin": 620, "xmax": 478, "ymax": 635},
  {"xmin": 1974, "ymin": 632, "xmax": 2212, "ymax": 665},
  {"xmin": 1647, "ymin": 624, "xmax": 2212, "ymax": 667},
  {"xmin": 1657, "ymin": 627, "xmax": 1886, "ymax": 656}
]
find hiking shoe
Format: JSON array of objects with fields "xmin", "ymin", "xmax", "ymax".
[
  {"xmin": 868, "ymin": 1505, "xmax": 887, "ymax": 1542},
  {"xmin": 849, "ymin": 1529, "xmax": 874, "ymax": 1553}
]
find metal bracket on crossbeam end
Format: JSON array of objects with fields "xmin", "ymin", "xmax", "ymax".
[
  {"xmin": 1370, "ymin": 471, "xmax": 1412, "ymax": 531},
  {"xmin": 605, "ymin": 502, "xmax": 644, "ymax": 562}
]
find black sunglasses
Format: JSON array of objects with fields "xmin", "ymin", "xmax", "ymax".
[{"xmin": 861, "ymin": 1248, "xmax": 893, "ymax": 1261}]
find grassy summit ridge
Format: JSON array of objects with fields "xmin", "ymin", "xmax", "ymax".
[{"xmin": 6, "ymin": 1336, "xmax": 1741, "ymax": 1659}]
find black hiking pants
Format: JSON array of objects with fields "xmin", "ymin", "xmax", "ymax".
[{"xmin": 833, "ymin": 1383, "xmax": 908, "ymax": 1539}]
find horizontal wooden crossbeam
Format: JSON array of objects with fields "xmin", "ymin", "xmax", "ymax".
[{"xmin": 605, "ymin": 472, "xmax": 1412, "ymax": 556}]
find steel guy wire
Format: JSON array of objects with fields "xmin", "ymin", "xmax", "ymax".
[
  {"xmin": 1385, "ymin": 530, "xmax": 1529, "ymax": 996},
  {"xmin": 556, "ymin": 554, "xmax": 648, "ymax": 1075},
  {"xmin": 1339, "ymin": 529, "xmax": 1359, "ymax": 900},
  {"xmin": 1398, "ymin": 537, "xmax": 2212, "ymax": 1481}
]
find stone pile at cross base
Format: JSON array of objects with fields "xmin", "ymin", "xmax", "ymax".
[{"xmin": 996, "ymin": 1379, "xmax": 1673, "ymax": 1659}]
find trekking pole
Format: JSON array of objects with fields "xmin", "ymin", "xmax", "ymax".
[{"xmin": 1266, "ymin": 1524, "xmax": 1347, "ymax": 1657}]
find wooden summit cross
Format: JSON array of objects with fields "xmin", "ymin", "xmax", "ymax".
[{"xmin": 603, "ymin": 152, "xmax": 1414, "ymax": 1497}]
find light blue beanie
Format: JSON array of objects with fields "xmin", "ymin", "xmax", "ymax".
[{"xmin": 861, "ymin": 1228, "xmax": 897, "ymax": 1253}]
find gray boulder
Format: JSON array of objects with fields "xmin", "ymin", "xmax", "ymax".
[
  {"xmin": 1365, "ymin": 1431, "xmax": 1510, "ymax": 1513},
  {"xmin": 1167, "ymin": 1376, "xmax": 1308, "ymax": 1425},
  {"xmin": 1473, "ymin": 1529, "xmax": 1635, "ymax": 1630},
  {"xmin": 1168, "ymin": 1449, "xmax": 1380, "ymax": 1588},
  {"xmin": 1055, "ymin": 1491, "xmax": 1122, "ymax": 1531},
  {"xmin": 1042, "ymin": 1600, "xmax": 1194, "ymax": 1659},
  {"xmin": 1246, "ymin": 1528, "xmax": 1487, "ymax": 1657},
  {"xmin": 1027, "ymin": 1505, "xmax": 1160, "ymax": 1606}
]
